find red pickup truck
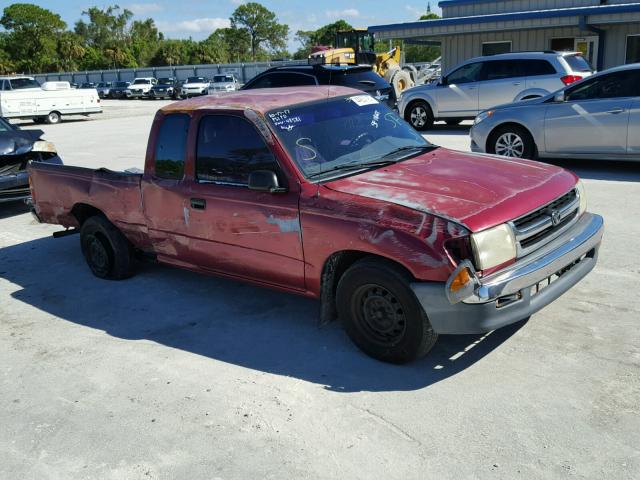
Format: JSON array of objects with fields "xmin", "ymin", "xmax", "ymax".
[{"xmin": 29, "ymin": 86, "xmax": 604, "ymax": 363}]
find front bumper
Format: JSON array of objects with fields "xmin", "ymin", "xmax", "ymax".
[
  {"xmin": 469, "ymin": 121, "xmax": 491, "ymax": 153},
  {"xmin": 411, "ymin": 212, "xmax": 604, "ymax": 334},
  {"xmin": 0, "ymin": 171, "xmax": 29, "ymax": 203}
]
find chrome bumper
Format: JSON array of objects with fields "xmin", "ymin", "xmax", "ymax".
[{"xmin": 411, "ymin": 212, "xmax": 604, "ymax": 334}]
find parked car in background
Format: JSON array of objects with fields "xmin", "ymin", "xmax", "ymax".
[
  {"xmin": 180, "ymin": 76, "xmax": 210, "ymax": 98},
  {"xmin": 29, "ymin": 86, "xmax": 603, "ymax": 364},
  {"xmin": 80, "ymin": 82, "xmax": 97, "ymax": 89},
  {"xmin": 0, "ymin": 116, "xmax": 62, "ymax": 203},
  {"xmin": 242, "ymin": 64, "xmax": 395, "ymax": 109},
  {"xmin": 0, "ymin": 77, "xmax": 101, "ymax": 124},
  {"xmin": 149, "ymin": 78, "xmax": 180, "ymax": 99},
  {"xmin": 96, "ymin": 82, "xmax": 112, "ymax": 98},
  {"xmin": 471, "ymin": 63, "xmax": 640, "ymax": 160},
  {"xmin": 108, "ymin": 81, "xmax": 130, "ymax": 99},
  {"xmin": 125, "ymin": 77, "xmax": 157, "ymax": 98},
  {"xmin": 399, "ymin": 51, "xmax": 594, "ymax": 130},
  {"xmin": 208, "ymin": 74, "xmax": 240, "ymax": 93}
]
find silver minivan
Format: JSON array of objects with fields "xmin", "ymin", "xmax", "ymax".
[
  {"xmin": 470, "ymin": 63, "xmax": 640, "ymax": 161},
  {"xmin": 399, "ymin": 51, "xmax": 593, "ymax": 130}
]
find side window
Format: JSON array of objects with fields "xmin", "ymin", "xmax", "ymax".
[
  {"xmin": 247, "ymin": 74, "xmax": 274, "ymax": 89},
  {"xmin": 196, "ymin": 115, "xmax": 280, "ymax": 186},
  {"xmin": 154, "ymin": 114, "xmax": 189, "ymax": 179},
  {"xmin": 525, "ymin": 60, "xmax": 556, "ymax": 76},
  {"xmin": 483, "ymin": 60, "xmax": 524, "ymax": 80},
  {"xmin": 446, "ymin": 62, "xmax": 483, "ymax": 85},
  {"xmin": 270, "ymin": 73, "xmax": 316, "ymax": 87},
  {"xmin": 566, "ymin": 71, "xmax": 639, "ymax": 101}
]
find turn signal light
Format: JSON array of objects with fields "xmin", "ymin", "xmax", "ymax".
[
  {"xmin": 560, "ymin": 75, "xmax": 583, "ymax": 85},
  {"xmin": 446, "ymin": 260, "xmax": 478, "ymax": 304}
]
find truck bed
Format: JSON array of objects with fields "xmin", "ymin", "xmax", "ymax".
[{"xmin": 29, "ymin": 162, "xmax": 147, "ymax": 235}]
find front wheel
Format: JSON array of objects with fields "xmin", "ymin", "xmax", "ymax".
[
  {"xmin": 336, "ymin": 258, "xmax": 438, "ymax": 363},
  {"xmin": 405, "ymin": 100, "xmax": 434, "ymax": 131},
  {"xmin": 80, "ymin": 215, "xmax": 134, "ymax": 280},
  {"xmin": 489, "ymin": 125, "xmax": 536, "ymax": 159}
]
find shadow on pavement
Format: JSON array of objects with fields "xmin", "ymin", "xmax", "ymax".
[
  {"xmin": 0, "ymin": 234, "xmax": 526, "ymax": 393},
  {"xmin": 0, "ymin": 201, "xmax": 30, "ymax": 220}
]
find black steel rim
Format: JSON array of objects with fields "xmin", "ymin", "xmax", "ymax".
[
  {"xmin": 353, "ymin": 284, "xmax": 407, "ymax": 346},
  {"xmin": 86, "ymin": 234, "xmax": 111, "ymax": 276}
]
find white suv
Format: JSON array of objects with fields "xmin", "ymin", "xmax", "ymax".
[
  {"xmin": 399, "ymin": 51, "xmax": 593, "ymax": 130},
  {"xmin": 125, "ymin": 77, "xmax": 157, "ymax": 98}
]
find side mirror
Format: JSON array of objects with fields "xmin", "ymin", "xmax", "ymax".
[
  {"xmin": 554, "ymin": 91, "xmax": 566, "ymax": 102},
  {"xmin": 248, "ymin": 170, "xmax": 287, "ymax": 194},
  {"xmin": 439, "ymin": 77, "xmax": 448, "ymax": 86}
]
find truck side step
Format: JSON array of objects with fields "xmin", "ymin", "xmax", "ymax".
[{"xmin": 52, "ymin": 228, "xmax": 79, "ymax": 238}]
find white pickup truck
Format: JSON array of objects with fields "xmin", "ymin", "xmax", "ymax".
[{"xmin": 0, "ymin": 76, "xmax": 102, "ymax": 124}]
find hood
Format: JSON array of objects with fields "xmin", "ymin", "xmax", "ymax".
[
  {"xmin": 211, "ymin": 82, "xmax": 234, "ymax": 88},
  {"xmin": 184, "ymin": 82, "xmax": 208, "ymax": 87},
  {"xmin": 0, "ymin": 130, "xmax": 41, "ymax": 156},
  {"xmin": 324, "ymin": 148, "xmax": 577, "ymax": 232}
]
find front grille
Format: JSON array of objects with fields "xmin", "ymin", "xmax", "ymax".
[{"xmin": 510, "ymin": 188, "xmax": 580, "ymax": 257}]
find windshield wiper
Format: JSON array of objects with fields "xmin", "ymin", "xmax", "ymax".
[
  {"xmin": 307, "ymin": 159, "xmax": 399, "ymax": 179},
  {"xmin": 381, "ymin": 144, "xmax": 437, "ymax": 159}
]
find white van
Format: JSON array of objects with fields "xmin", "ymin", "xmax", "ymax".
[{"xmin": 0, "ymin": 76, "xmax": 102, "ymax": 124}]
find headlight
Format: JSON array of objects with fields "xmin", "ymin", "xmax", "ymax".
[
  {"xmin": 474, "ymin": 110, "xmax": 494, "ymax": 125},
  {"xmin": 576, "ymin": 180, "xmax": 587, "ymax": 215},
  {"xmin": 470, "ymin": 223, "xmax": 517, "ymax": 270}
]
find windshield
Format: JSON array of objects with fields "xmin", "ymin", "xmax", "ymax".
[
  {"xmin": 9, "ymin": 78, "xmax": 40, "ymax": 90},
  {"xmin": 133, "ymin": 79, "xmax": 150, "ymax": 85},
  {"xmin": 267, "ymin": 95, "xmax": 433, "ymax": 180},
  {"xmin": 187, "ymin": 77, "xmax": 206, "ymax": 83},
  {"xmin": 157, "ymin": 78, "xmax": 173, "ymax": 85},
  {"xmin": 213, "ymin": 75, "xmax": 233, "ymax": 83}
]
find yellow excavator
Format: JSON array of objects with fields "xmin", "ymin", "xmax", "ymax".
[{"xmin": 308, "ymin": 29, "xmax": 414, "ymax": 96}]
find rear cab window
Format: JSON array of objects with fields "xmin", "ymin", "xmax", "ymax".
[
  {"xmin": 323, "ymin": 68, "xmax": 389, "ymax": 89},
  {"xmin": 154, "ymin": 114, "xmax": 190, "ymax": 179},
  {"xmin": 248, "ymin": 73, "xmax": 317, "ymax": 88}
]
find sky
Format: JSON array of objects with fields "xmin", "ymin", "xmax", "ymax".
[{"xmin": 5, "ymin": 0, "xmax": 442, "ymax": 50}]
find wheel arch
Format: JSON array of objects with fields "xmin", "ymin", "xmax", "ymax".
[
  {"xmin": 319, "ymin": 250, "xmax": 417, "ymax": 325},
  {"xmin": 513, "ymin": 88, "xmax": 549, "ymax": 102},
  {"xmin": 71, "ymin": 203, "xmax": 105, "ymax": 226},
  {"xmin": 486, "ymin": 121, "xmax": 538, "ymax": 156}
]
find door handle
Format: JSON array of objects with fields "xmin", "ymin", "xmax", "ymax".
[
  {"xmin": 607, "ymin": 108, "xmax": 625, "ymax": 114},
  {"xmin": 512, "ymin": 82, "xmax": 522, "ymax": 86},
  {"xmin": 466, "ymin": 86, "xmax": 477, "ymax": 90},
  {"xmin": 190, "ymin": 198, "xmax": 206, "ymax": 210}
]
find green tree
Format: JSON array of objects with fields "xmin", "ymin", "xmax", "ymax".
[
  {"xmin": 74, "ymin": 5, "xmax": 133, "ymax": 49},
  {"xmin": 130, "ymin": 18, "xmax": 163, "ymax": 66},
  {"xmin": 218, "ymin": 27, "xmax": 252, "ymax": 63},
  {"xmin": 191, "ymin": 32, "xmax": 229, "ymax": 64},
  {"xmin": 0, "ymin": 3, "xmax": 66, "ymax": 73},
  {"xmin": 56, "ymin": 32, "xmax": 86, "ymax": 72},
  {"xmin": 230, "ymin": 2, "xmax": 288, "ymax": 61},
  {"xmin": 293, "ymin": 20, "xmax": 353, "ymax": 59},
  {"xmin": 150, "ymin": 39, "xmax": 192, "ymax": 67}
]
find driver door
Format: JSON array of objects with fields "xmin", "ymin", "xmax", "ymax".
[{"xmin": 436, "ymin": 61, "xmax": 483, "ymax": 117}]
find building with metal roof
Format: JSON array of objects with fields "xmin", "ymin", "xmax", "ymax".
[{"xmin": 369, "ymin": 0, "xmax": 640, "ymax": 73}]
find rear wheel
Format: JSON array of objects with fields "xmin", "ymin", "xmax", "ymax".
[
  {"xmin": 489, "ymin": 125, "xmax": 536, "ymax": 159},
  {"xmin": 45, "ymin": 111, "xmax": 61, "ymax": 124},
  {"xmin": 336, "ymin": 258, "xmax": 438, "ymax": 363},
  {"xmin": 80, "ymin": 215, "xmax": 134, "ymax": 280}
]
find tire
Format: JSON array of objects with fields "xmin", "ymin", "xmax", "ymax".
[
  {"xmin": 45, "ymin": 111, "xmax": 61, "ymax": 124},
  {"xmin": 389, "ymin": 70, "xmax": 414, "ymax": 98},
  {"xmin": 489, "ymin": 124, "xmax": 537, "ymax": 159},
  {"xmin": 33, "ymin": 117, "xmax": 46, "ymax": 124},
  {"xmin": 445, "ymin": 119, "xmax": 462, "ymax": 126},
  {"xmin": 405, "ymin": 100, "xmax": 434, "ymax": 131},
  {"xmin": 336, "ymin": 257, "xmax": 438, "ymax": 364},
  {"xmin": 80, "ymin": 215, "xmax": 134, "ymax": 280}
]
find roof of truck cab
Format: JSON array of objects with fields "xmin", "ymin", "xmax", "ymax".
[{"xmin": 160, "ymin": 86, "xmax": 362, "ymax": 114}]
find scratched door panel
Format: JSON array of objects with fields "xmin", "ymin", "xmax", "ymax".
[{"xmin": 185, "ymin": 183, "xmax": 305, "ymax": 289}]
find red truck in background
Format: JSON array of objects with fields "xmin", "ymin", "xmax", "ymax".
[{"xmin": 29, "ymin": 86, "xmax": 604, "ymax": 363}]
